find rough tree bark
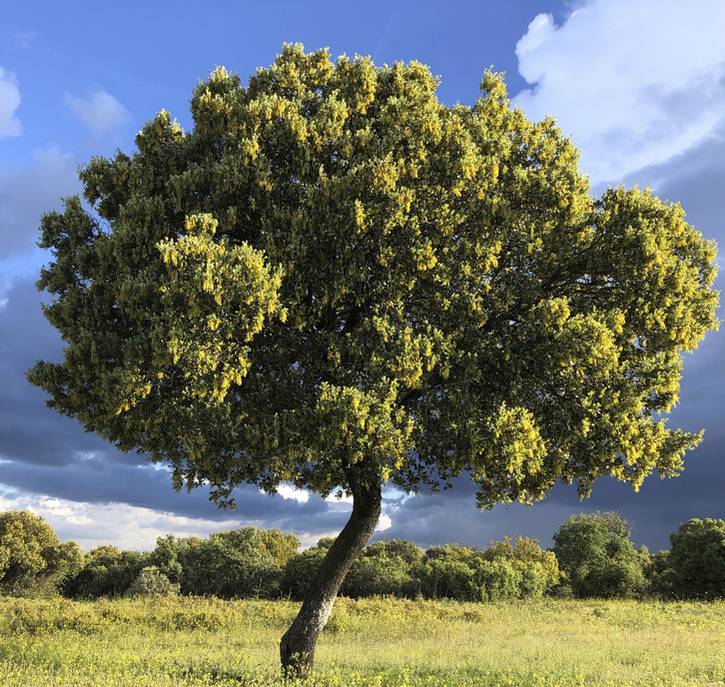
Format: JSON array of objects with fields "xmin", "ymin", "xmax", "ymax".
[{"xmin": 280, "ymin": 479, "xmax": 382, "ymax": 677}]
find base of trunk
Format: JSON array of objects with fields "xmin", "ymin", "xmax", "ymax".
[
  {"xmin": 279, "ymin": 628, "xmax": 317, "ymax": 678},
  {"xmin": 279, "ymin": 480, "xmax": 381, "ymax": 677}
]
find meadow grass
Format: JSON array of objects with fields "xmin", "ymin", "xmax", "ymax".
[{"xmin": 0, "ymin": 596, "xmax": 723, "ymax": 686}]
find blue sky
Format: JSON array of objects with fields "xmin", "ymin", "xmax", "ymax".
[{"xmin": 1, "ymin": 0, "xmax": 723, "ymax": 552}]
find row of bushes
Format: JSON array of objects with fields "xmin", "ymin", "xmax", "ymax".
[
  {"xmin": 1, "ymin": 510, "xmax": 723, "ymax": 601},
  {"xmin": 55, "ymin": 529, "xmax": 561, "ymax": 603},
  {"xmin": 283, "ymin": 535, "xmax": 560, "ymax": 602}
]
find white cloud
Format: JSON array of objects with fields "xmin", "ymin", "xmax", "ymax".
[
  {"xmin": 514, "ymin": 0, "xmax": 725, "ymax": 184},
  {"xmin": 376, "ymin": 513, "xmax": 392, "ymax": 532},
  {"xmin": 325, "ymin": 491, "xmax": 353, "ymax": 504},
  {"xmin": 0, "ymin": 67, "xmax": 22, "ymax": 137},
  {"xmin": 0, "ymin": 486, "xmax": 244, "ymax": 551},
  {"xmin": 274, "ymin": 483, "xmax": 310, "ymax": 503},
  {"xmin": 63, "ymin": 89, "xmax": 129, "ymax": 137}
]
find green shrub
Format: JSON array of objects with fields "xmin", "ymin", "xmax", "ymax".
[
  {"xmin": 145, "ymin": 527, "xmax": 300, "ymax": 599},
  {"xmin": 413, "ymin": 537, "xmax": 559, "ymax": 602},
  {"xmin": 281, "ymin": 545, "xmax": 327, "ymax": 600},
  {"xmin": 552, "ymin": 513, "xmax": 647, "ymax": 598},
  {"xmin": 482, "ymin": 536, "xmax": 560, "ymax": 596},
  {"xmin": 147, "ymin": 534, "xmax": 184, "ymax": 584},
  {"xmin": 176, "ymin": 528, "xmax": 290, "ymax": 598},
  {"xmin": 64, "ymin": 546, "xmax": 149, "ymax": 598},
  {"xmin": 415, "ymin": 558, "xmax": 477, "ymax": 600},
  {"xmin": 470, "ymin": 558, "xmax": 522, "ymax": 601},
  {"xmin": 424, "ymin": 544, "xmax": 477, "ymax": 564},
  {"xmin": 343, "ymin": 555, "xmax": 414, "ymax": 598},
  {"xmin": 126, "ymin": 566, "xmax": 180, "ymax": 597},
  {"xmin": 365, "ymin": 539, "xmax": 424, "ymax": 565},
  {"xmin": 656, "ymin": 518, "xmax": 725, "ymax": 599}
]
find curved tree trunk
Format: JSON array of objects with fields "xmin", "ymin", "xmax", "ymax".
[{"xmin": 280, "ymin": 480, "xmax": 382, "ymax": 677}]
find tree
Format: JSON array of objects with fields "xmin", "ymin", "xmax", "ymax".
[
  {"xmin": 149, "ymin": 527, "xmax": 298, "ymax": 597},
  {"xmin": 176, "ymin": 528, "xmax": 290, "ymax": 598},
  {"xmin": 28, "ymin": 44, "xmax": 718, "ymax": 673},
  {"xmin": 342, "ymin": 542, "xmax": 417, "ymax": 598},
  {"xmin": 0, "ymin": 511, "xmax": 83, "ymax": 596},
  {"xmin": 364, "ymin": 539, "xmax": 424, "ymax": 566},
  {"xmin": 659, "ymin": 518, "xmax": 725, "ymax": 599},
  {"xmin": 126, "ymin": 566, "xmax": 180, "ymax": 597},
  {"xmin": 64, "ymin": 545, "xmax": 148, "ymax": 598},
  {"xmin": 281, "ymin": 543, "xmax": 329, "ymax": 601},
  {"xmin": 482, "ymin": 536, "xmax": 560, "ymax": 596},
  {"xmin": 412, "ymin": 538, "xmax": 558, "ymax": 601},
  {"xmin": 647, "ymin": 549, "xmax": 672, "ymax": 597},
  {"xmin": 212, "ymin": 527, "xmax": 299, "ymax": 569},
  {"xmin": 148, "ymin": 535, "xmax": 185, "ymax": 585},
  {"xmin": 416, "ymin": 556, "xmax": 477, "ymax": 600},
  {"xmin": 552, "ymin": 512, "xmax": 648, "ymax": 598}
]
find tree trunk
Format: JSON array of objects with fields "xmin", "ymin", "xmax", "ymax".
[{"xmin": 280, "ymin": 480, "xmax": 382, "ymax": 677}]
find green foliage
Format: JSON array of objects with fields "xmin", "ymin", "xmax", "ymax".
[
  {"xmin": 647, "ymin": 549, "xmax": 672, "ymax": 598},
  {"xmin": 281, "ymin": 536, "xmax": 557, "ymax": 603},
  {"xmin": 482, "ymin": 536, "xmax": 561, "ymax": 598},
  {"xmin": 232, "ymin": 527, "xmax": 299, "ymax": 567},
  {"xmin": 283, "ymin": 535, "xmax": 560, "ymax": 603},
  {"xmin": 552, "ymin": 513, "xmax": 648, "ymax": 598},
  {"xmin": 339, "ymin": 538, "xmax": 423, "ymax": 598},
  {"xmin": 153, "ymin": 212, "xmax": 286, "ymax": 408},
  {"xmin": 0, "ymin": 511, "xmax": 83, "ymax": 597},
  {"xmin": 28, "ymin": 44, "xmax": 718, "ymax": 516},
  {"xmin": 8, "ymin": 510, "xmax": 723, "ymax": 605},
  {"xmin": 180, "ymin": 538, "xmax": 277, "ymax": 599},
  {"xmin": 64, "ymin": 546, "xmax": 149, "ymax": 599},
  {"xmin": 364, "ymin": 539, "xmax": 424, "ymax": 565},
  {"xmin": 343, "ymin": 553, "xmax": 415, "ymax": 598},
  {"xmin": 126, "ymin": 566, "xmax": 179, "ymax": 597},
  {"xmin": 153, "ymin": 527, "xmax": 297, "ymax": 598},
  {"xmin": 2, "ymin": 506, "xmax": 723, "ymax": 610},
  {"xmin": 147, "ymin": 534, "xmax": 184, "ymax": 584},
  {"xmin": 281, "ymin": 543, "xmax": 328, "ymax": 600},
  {"xmin": 413, "ymin": 537, "xmax": 559, "ymax": 601},
  {"xmin": 416, "ymin": 557, "xmax": 479, "ymax": 600},
  {"xmin": 655, "ymin": 518, "xmax": 725, "ymax": 599}
]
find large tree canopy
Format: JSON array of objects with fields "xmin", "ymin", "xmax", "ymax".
[{"xmin": 28, "ymin": 44, "xmax": 718, "ymax": 672}]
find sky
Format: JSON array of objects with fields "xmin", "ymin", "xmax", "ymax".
[{"xmin": 1, "ymin": 0, "xmax": 724, "ymax": 553}]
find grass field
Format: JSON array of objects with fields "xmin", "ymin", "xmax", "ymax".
[{"xmin": 0, "ymin": 597, "xmax": 723, "ymax": 686}]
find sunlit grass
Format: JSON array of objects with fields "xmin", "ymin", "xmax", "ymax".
[{"xmin": 1, "ymin": 597, "xmax": 723, "ymax": 686}]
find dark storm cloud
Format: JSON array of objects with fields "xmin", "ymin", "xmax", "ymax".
[
  {"xmin": 0, "ymin": 278, "xmax": 117, "ymax": 467},
  {"xmin": 273, "ymin": 505, "xmax": 352, "ymax": 536},
  {"xmin": 379, "ymin": 442, "xmax": 725, "ymax": 553},
  {"xmin": 0, "ymin": 456, "xmax": 329, "ymax": 521},
  {"xmin": 377, "ymin": 477, "xmax": 573, "ymax": 549}
]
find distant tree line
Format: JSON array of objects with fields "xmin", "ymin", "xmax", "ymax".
[{"xmin": 1, "ymin": 510, "xmax": 723, "ymax": 602}]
